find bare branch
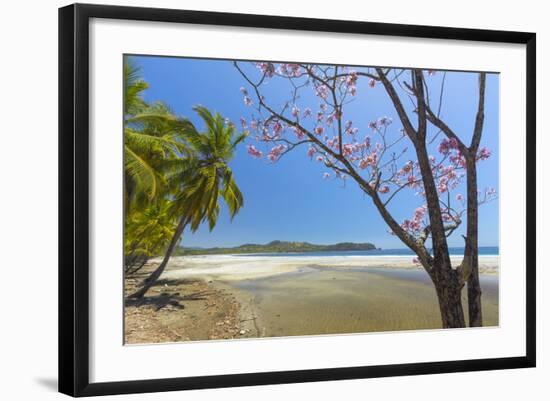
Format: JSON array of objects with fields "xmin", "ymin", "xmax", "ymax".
[
  {"xmin": 470, "ymin": 72, "xmax": 486, "ymax": 152},
  {"xmin": 376, "ymin": 68, "xmax": 418, "ymax": 142}
]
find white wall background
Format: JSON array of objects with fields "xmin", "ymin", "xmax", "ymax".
[{"xmin": 0, "ymin": 0, "xmax": 546, "ymax": 399}]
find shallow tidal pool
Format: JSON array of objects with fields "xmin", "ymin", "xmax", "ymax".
[{"xmin": 230, "ymin": 266, "xmax": 499, "ymax": 337}]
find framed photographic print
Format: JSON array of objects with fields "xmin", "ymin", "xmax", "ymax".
[{"xmin": 58, "ymin": 3, "xmax": 536, "ymax": 397}]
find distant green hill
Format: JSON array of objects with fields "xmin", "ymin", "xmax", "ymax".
[{"xmin": 174, "ymin": 240, "xmax": 377, "ymax": 256}]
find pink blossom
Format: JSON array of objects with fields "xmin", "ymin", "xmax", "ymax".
[
  {"xmin": 314, "ymin": 126, "xmax": 324, "ymax": 135},
  {"xmin": 368, "ymin": 120, "xmax": 378, "ymax": 131},
  {"xmin": 302, "ymin": 108, "xmax": 312, "ymax": 118},
  {"xmin": 316, "ymin": 155, "xmax": 324, "ymax": 162},
  {"xmin": 278, "ymin": 63, "xmax": 302, "ymax": 77},
  {"xmin": 291, "ymin": 106, "xmax": 300, "ymax": 118},
  {"xmin": 378, "ymin": 116, "xmax": 392, "ymax": 127},
  {"xmin": 450, "ymin": 152, "xmax": 466, "ymax": 168},
  {"xmin": 344, "ymin": 120, "xmax": 358, "ymax": 135},
  {"xmin": 327, "ymin": 137, "xmax": 339, "ymax": 150},
  {"xmin": 379, "ymin": 185, "xmax": 390, "ymax": 194},
  {"xmin": 364, "ymin": 136, "xmax": 371, "ymax": 149},
  {"xmin": 293, "ymin": 126, "xmax": 305, "ymax": 139},
  {"xmin": 315, "ymin": 85, "xmax": 329, "ymax": 99},
  {"xmin": 477, "ymin": 147, "xmax": 491, "ymax": 161},
  {"xmin": 267, "ymin": 144, "xmax": 287, "ymax": 162},
  {"xmin": 323, "ymin": 172, "xmax": 331, "ymax": 179},
  {"xmin": 247, "ymin": 145, "xmax": 262, "ymax": 159},
  {"xmin": 456, "ymin": 193, "xmax": 464, "ymax": 201},
  {"xmin": 438, "ymin": 138, "xmax": 458, "ymax": 154},
  {"xmin": 402, "ymin": 161, "xmax": 413, "ymax": 174},
  {"xmin": 437, "ymin": 177, "xmax": 448, "ymax": 193},
  {"xmin": 307, "ymin": 146, "xmax": 317, "ymax": 158},
  {"xmin": 342, "ymin": 143, "xmax": 355, "ymax": 157},
  {"xmin": 239, "ymin": 87, "xmax": 248, "ymax": 95},
  {"xmin": 414, "ymin": 207, "xmax": 426, "ymax": 220},
  {"xmin": 243, "ymin": 96, "xmax": 252, "ymax": 106},
  {"xmin": 344, "ymin": 72, "xmax": 358, "ymax": 95},
  {"xmin": 368, "ymin": 78, "xmax": 376, "ymax": 88},
  {"xmin": 359, "ymin": 152, "xmax": 378, "ymax": 169},
  {"xmin": 256, "ymin": 62, "xmax": 275, "ymax": 77},
  {"xmin": 240, "ymin": 117, "xmax": 247, "ymax": 129},
  {"xmin": 441, "ymin": 165, "xmax": 456, "ymax": 180},
  {"xmin": 272, "ymin": 121, "xmax": 283, "ymax": 136},
  {"xmin": 345, "ymin": 70, "xmax": 358, "ymax": 86}
]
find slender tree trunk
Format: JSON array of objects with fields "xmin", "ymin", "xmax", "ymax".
[
  {"xmin": 128, "ymin": 215, "xmax": 187, "ymax": 299},
  {"xmin": 126, "ymin": 257, "xmax": 149, "ymax": 275},
  {"xmin": 432, "ymin": 268, "xmax": 466, "ymax": 328},
  {"xmin": 465, "ymin": 157, "xmax": 483, "ymax": 326}
]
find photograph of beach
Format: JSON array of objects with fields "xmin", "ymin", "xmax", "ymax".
[{"xmin": 123, "ymin": 55, "xmax": 499, "ymax": 343}]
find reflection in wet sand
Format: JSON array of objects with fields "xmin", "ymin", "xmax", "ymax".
[
  {"xmin": 160, "ymin": 255, "xmax": 499, "ymax": 338},
  {"xmin": 230, "ymin": 267, "xmax": 499, "ymax": 337}
]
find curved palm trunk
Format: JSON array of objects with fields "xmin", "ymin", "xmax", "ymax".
[{"xmin": 129, "ymin": 215, "xmax": 187, "ymax": 299}]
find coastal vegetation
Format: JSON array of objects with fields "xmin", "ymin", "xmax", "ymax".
[
  {"xmin": 124, "ymin": 57, "xmax": 244, "ymax": 298},
  {"xmin": 175, "ymin": 240, "xmax": 376, "ymax": 255}
]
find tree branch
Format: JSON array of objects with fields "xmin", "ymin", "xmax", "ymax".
[
  {"xmin": 470, "ymin": 72, "xmax": 486, "ymax": 152},
  {"xmin": 376, "ymin": 68, "xmax": 418, "ymax": 143}
]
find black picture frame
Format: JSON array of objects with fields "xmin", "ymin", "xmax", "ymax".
[{"xmin": 59, "ymin": 3, "xmax": 536, "ymax": 397}]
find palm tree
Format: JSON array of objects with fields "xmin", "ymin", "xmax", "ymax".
[
  {"xmin": 129, "ymin": 106, "xmax": 245, "ymax": 299},
  {"xmin": 123, "ymin": 58, "xmax": 192, "ymax": 214},
  {"xmin": 125, "ymin": 198, "xmax": 177, "ymax": 274},
  {"xmin": 123, "ymin": 57, "xmax": 197, "ymax": 277}
]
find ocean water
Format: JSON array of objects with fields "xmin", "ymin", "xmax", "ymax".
[{"xmin": 242, "ymin": 246, "xmax": 499, "ymax": 258}]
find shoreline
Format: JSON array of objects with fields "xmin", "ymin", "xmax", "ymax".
[
  {"xmin": 159, "ymin": 254, "xmax": 499, "ymax": 282},
  {"xmin": 125, "ymin": 254, "xmax": 499, "ymax": 343}
]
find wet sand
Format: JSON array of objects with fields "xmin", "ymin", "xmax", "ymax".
[
  {"xmin": 158, "ymin": 255, "xmax": 499, "ymax": 338},
  {"xmin": 232, "ymin": 267, "xmax": 498, "ymax": 337}
]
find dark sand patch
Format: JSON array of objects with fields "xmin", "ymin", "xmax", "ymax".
[
  {"xmin": 231, "ymin": 267, "xmax": 499, "ymax": 337},
  {"xmin": 124, "ymin": 266, "xmax": 249, "ymax": 344}
]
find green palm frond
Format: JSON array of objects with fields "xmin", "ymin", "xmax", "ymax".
[
  {"xmin": 125, "ymin": 128, "xmax": 189, "ymax": 158},
  {"xmin": 124, "ymin": 58, "xmax": 148, "ymax": 115},
  {"xmin": 124, "ymin": 59, "xmax": 245, "ymax": 248},
  {"xmin": 124, "ymin": 145, "xmax": 163, "ymax": 200}
]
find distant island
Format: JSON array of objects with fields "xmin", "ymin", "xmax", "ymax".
[{"xmin": 175, "ymin": 240, "xmax": 377, "ymax": 256}]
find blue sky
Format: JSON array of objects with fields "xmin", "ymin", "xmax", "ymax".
[{"xmin": 130, "ymin": 55, "xmax": 499, "ymax": 249}]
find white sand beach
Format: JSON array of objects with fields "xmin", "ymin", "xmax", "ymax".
[
  {"xmin": 160, "ymin": 254, "xmax": 499, "ymax": 281},
  {"xmin": 127, "ymin": 254, "xmax": 500, "ymax": 342}
]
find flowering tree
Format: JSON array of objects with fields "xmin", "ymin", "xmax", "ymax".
[{"xmin": 235, "ymin": 61, "xmax": 496, "ymax": 328}]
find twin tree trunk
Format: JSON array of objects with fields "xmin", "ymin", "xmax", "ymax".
[
  {"xmin": 375, "ymin": 69, "xmax": 485, "ymax": 329},
  {"xmin": 416, "ymin": 146, "xmax": 467, "ymax": 329},
  {"xmin": 129, "ymin": 216, "xmax": 187, "ymax": 299},
  {"xmin": 432, "ymin": 266, "xmax": 466, "ymax": 328}
]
